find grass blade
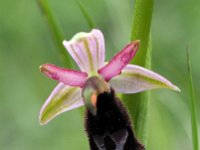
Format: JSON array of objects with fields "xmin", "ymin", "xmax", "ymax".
[
  {"xmin": 123, "ymin": 0, "xmax": 154, "ymax": 144},
  {"xmin": 76, "ymin": 0, "xmax": 96, "ymax": 29},
  {"xmin": 37, "ymin": 0, "xmax": 71, "ymax": 66},
  {"xmin": 187, "ymin": 49, "xmax": 199, "ymax": 150}
]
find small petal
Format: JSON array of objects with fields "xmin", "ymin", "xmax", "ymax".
[
  {"xmin": 109, "ymin": 64, "xmax": 180, "ymax": 93},
  {"xmin": 98, "ymin": 40, "xmax": 140, "ymax": 81},
  {"xmin": 39, "ymin": 83, "xmax": 83, "ymax": 125},
  {"xmin": 63, "ymin": 29, "xmax": 105, "ymax": 74},
  {"xmin": 40, "ymin": 64, "xmax": 88, "ymax": 87}
]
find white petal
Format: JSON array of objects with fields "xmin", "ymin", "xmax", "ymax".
[
  {"xmin": 39, "ymin": 83, "xmax": 83, "ymax": 125},
  {"xmin": 109, "ymin": 64, "xmax": 180, "ymax": 93},
  {"xmin": 63, "ymin": 29, "xmax": 105, "ymax": 74}
]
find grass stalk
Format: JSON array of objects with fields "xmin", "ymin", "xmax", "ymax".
[
  {"xmin": 187, "ymin": 49, "xmax": 199, "ymax": 150},
  {"xmin": 76, "ymin": 0, "xmax": 96, "ymax": 29},
  {"xmin": 37, "ymin": 0, "xmax": 71, "ymax": 66},
  {"xmin": 123, "ymin": 0, "xmax": 154, "ymax": 144}
]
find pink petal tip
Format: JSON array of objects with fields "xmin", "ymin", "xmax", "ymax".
[
  {"xmin": 98, "ymin": 40, "xmax": 140, "ymax": 81},
  {"xmin": 40, "ymin": 64, "xmax": 88, "ymax": 87}
]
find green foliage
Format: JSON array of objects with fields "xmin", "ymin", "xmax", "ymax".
[
  {"xmin": 37, "ymin": 0, "xmax": 71, "ymax": 66},
  {"xmin": 76, "ymin": 0, "xmax": 96, "ymax": 29},
  {"xmin": 123, "ymin": 0, "xmax": 154, "ymax": 144},
  {"xmin": 187, "ymin": 49, "xmax": 199, "ymax": 150}
]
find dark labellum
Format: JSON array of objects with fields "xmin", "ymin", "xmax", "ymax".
[{"xmin": 85, "ymin": 89, "xmax": 145, "ymax": 150}]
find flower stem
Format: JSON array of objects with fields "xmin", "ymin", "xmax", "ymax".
[
  {"xmin": 37, "ymin": 0, "xmax": 71, "ymax": 66},
  {"xmin": 123, "ymin": 0, "xmax": 154, "ymax": 144}
]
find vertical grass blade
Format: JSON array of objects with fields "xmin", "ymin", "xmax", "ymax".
[
  {"xmin": 37, "ymin": 0, "xmax": 71, "ymax": 66},
  {"xmin": 130, "ymin": 0, "xmax": 154, "ymax": 66},
  {"xmin": 187, "ymin": 49, "xmax": 199, "ymax": 150},
  {"xmin": 76, "ymin": 0, "xmax": 96, "ymax": 29},
  {"xmin": 123, "ymin": 0, "xmax": 154, "ymax": 144}
]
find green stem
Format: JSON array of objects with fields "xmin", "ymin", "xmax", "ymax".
[
  {"xmin": 187, "ymin": 49, "xmax": 199, "ymax": 150},
  {"xmin": 76, "ymin": 0, "xmax": 96, "ymax": 29},
  {"xmin": 123, "ymin": 0, "xmax": 154, "ymax": 144},
  {"xmin": 37, "ymin": 0, "xmax": 71, "ymax": 66}
]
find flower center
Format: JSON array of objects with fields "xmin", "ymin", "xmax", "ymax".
[{"xmin": 82, "ymin": 76, "xmax": 110, "ymax": 115}]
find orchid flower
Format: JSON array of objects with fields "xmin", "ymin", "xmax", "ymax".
[{"xmin": 39, "ymin": 29, "xmax": 180, "ymax": 125}]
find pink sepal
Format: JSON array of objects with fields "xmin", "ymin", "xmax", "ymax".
[
  {"xmin": 40, "ymin": 64, "xmax": 88, "ymax": 87},
  {"xmin": 98, "ymin": 40, "xmax": 140, "ymax": 81}
]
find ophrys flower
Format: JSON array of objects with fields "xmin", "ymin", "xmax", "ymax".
[{"xmin": 39, "ymin": 29, "xmax": 180, "ymax": 125}]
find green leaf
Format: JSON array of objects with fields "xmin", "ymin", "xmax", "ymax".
[
  {"xmin": 187, "ymin": 49, "xmax": 199, "ymax": 150},
  {"xmin": 123, "ymin": 0, "xmax": 154, "ymax": 144},
  {"xmin": 76, "ymin": 0, "xmax": 96, "ymax": 29},
  {"xmin": 37, "ymin": 0, "xmax": 71, "ymax": 66}
]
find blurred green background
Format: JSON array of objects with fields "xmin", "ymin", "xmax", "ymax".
[{"xmin": 0, "ymin": 0, "xmax": 199, "ymax": 149}]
